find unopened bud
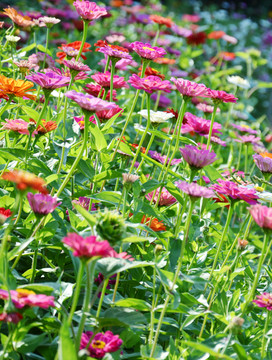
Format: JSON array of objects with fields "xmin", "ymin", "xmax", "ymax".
[{"xmin": 238, "ymin": 238, "xmax": 248, "ymax": 250}]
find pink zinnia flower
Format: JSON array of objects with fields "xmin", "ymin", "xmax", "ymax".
[
  {"xmin": 0, "ymin": 289, "xmax": 55, "ymax": 309},
  {"xmin": 72, "ymin": 197, "xmax": 98, "ymax": 211},
  {"xmin": 208, "ymin": 89, "xmax": 238, "ymax": 103},
  {"xmin": 181, "ymin": 112, "xmax": 222, "ymax": 136},
  {"xmin": 131, "ymin": 41, "xmax": 166, "ymax": 60},
  {"xmin": 235, "ymin": 135, "xmax": 261, "ymax": 144},
  {"xmin": 80, "ymin": 331, "xmax": 122, "ymax": 358},
  {"xmin": 176, "ymin": 181, "xmax": 214, "ymax": 198},
  {"xmin": 73, "ymin": 1, "xmax": 107, "ymax": 21},
  {"xmin": 203, "ymin": 135, "xmax": 226, "ymax": 146},
  {"xmin": 63, "ymin": 58, "xmax": 91, "ymax": 72},
  {"xmin": 74, "ymin": 115, "xmax": 96, "ymax": 129},
  {"xmin": 2, "ymin": 119, "xmax": 37, "ymax": 136},
  {"xmin": 62, "ymin": 233, "xmax": 114, "ymax": 259},
  {"xmin": 27, "ymin": 193, "xmax": 61, "ymax": 216},
  {"xmin": 253, "ymin": 293, "xmax": 272, "ymax": 310},
  {"xmin": 146, "ymin": 187, "xmax": 176, "ymax": 206},
  {"xmin": 231, "ymin": 123, "xmax": 257, "ymax": 134},
  {"xmin": 180, "ymin": 145, "xmax": 217, "ymax": 169},
  {"xmin": 26, "ymin": 71, "xmax": 70, "ymax": 90},
  {"xmin": 148, "ymin": 150, "xmax": 182, "ymax": 166},
  {"xmin": 91, "ymin": 71, "xmax": 129, "ymax": 89},
  {"xmin": 65, "ymin": 90, "xmax": 116, "ymax": 112},
  {"xmin": 170, "ymin": 77, "xmax": 211, "ymax": 98},
  {"xmin": 83, "ymin": 83, "xmax": 118, "ymax": 101},
  {"xmin": 0, "ymin": 312, "xmax": 23, "ymax": 324},
  {"xmin": 128, "ymin": 74, "xmax": 171, "ymax": 94},
  {"xmin": 249, "ymin": 204, "xmax": 272, "ymax": 229},
  {"xmin": 253, "ymin": 153, "xmax": 272, "ymax": 174},
  {"xmin": 95, "ymin": 106, "xmax": 123, "ymax": 123},
  {"xmin": 28, "ymin": 52, "xmax": 55, "ymax": 71},
  {"xmin": 50, "ymin": 67, "xmax": 88, "ymax": 81},
  {"xmin": 98, "ymin": 44, "xmax": 133, "ymax": 61},
  {"xmin": 196, "ymin": 103, "xmax": 220, "ymax": 113},
  {"xmin": 211, "ymin": 179, "xmax": 259, "ymax": 204}
]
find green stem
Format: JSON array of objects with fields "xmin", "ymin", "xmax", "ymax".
[
  {"xmin": 35, "ymin": 94, "xmax": 50, "ymax": 129},
  {"xmin": 96, "ymin": 278, "xmax": 109, "ymax": 319},
  {"xmin": 237, "ymin": 142, "xmax": 242, "ymax": 170},
  {"xmin": 76, "ymin": 20, "xmax": 88, "ymax": 61},
  {"xmin": 30, "ymin": 240, "xmax": 39, "ymax": 283},
  {"xmin": 67, "ymin": 261, "xmax": 85, "ymax": 326},
  {"xmin": 42, "ymin": 27, "xmax": 50, "ymax": 69},
  {"xmin": 122, "ymin": 187, "xmax": 128, "ymax": 218},
  {"xmin": 148, "ymin": 265, "xmax": 157, "ymax": 345},
  {"xmin": 110, "ymin": 60, "xmax": 116, "ymax": 103},
  {"xmin": 0, "ymin": 96, "xmax": 13, "ymax": 117},
  {"xmin": 152, "ymin": 25, "xmax": 161, "ymax": 46},
  {"xmin": 104, "ymin": 56, "xmax": 110, "ymax": 73},
  {"xmin": 112, "ymin": 245, "xmax": 123, "ymax": 303},
  {"xmin": 137, "ymin": 133, "xmax": 155, "ymax": 173},
  {"xmin": 261, "ymin": 311, "xmax": 270, "ymax": 359},
  {"xmin": 206, "ymin": 104, "xmax": 219, "ymax": 149},
  {"xmin": 244, "ymin": 144, "xmax": 248, "ymax": 173}
]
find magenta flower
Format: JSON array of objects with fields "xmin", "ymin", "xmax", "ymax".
[
  {"xmin": 98, "ymin": 45, "xmax": 133, "ymax": 61},
  {"xmin": 253, "ymin": 153, "xmax": 272, "ymax": 174},
  {"xmin": 182, "ymin": 112, "xmax": 222, "ymax": 136},
  {"xmin": 211, "ymin": 179, "xmax": 259, "ymax": 204},
  {"xmin": 84, "ymin": 83, "xmax": 118, "ymax": 101},
  {"xmin": 176, "ymin": 181, "xmax": 214, "ymax": 198},
  {"xmin": 65, "ymin": 90, "xmax": 116, "ymax": 112},
  {"xmin": 62, "ymin": 233, "xmax": 114, "ymax": 259},
  {"xmin": 171, "ymin": 77, "xmax": 211, "ymax": 98},
  {"xmin": 131, "ymin": 41, "xmax": 167, "ymax": 60},
  {"xmin": 249, "ymin": 204, "xmax": 272, "ymax": 229},
  {"xmin": 91, "ymin": 71, "xmax": 129, "ymax": 89},
  {"xmin": 2, "ymin": 119, "xmax": 37, "ymax": 136},
  {"xmin": 74, "ymin": 115, "xmax": 96, "ymax": 129},
  {"xmin": 231, "ymin": 123, "xmax": 257, "ymax": 134},
  {"xmin": 145, "ymin": 187, "xmax": 176, "ymax": 206},
  {"xmin": 50, "ymin": 67, "xmax": 88, "ymax": 81},
  {"xmin": 26, "ymin": 71, "xmax": 70, "ymax": 90},
  {"xmin": 204, "ymin": 135, "xmax": 226, "ymax": 146},
  {"xmin": 148, "ymin": 150, "xmax": 182, "ymax": 166},
  {"xmin": 72, "ymin": 196, "xmax": 98, "ymax": 211},
  {"xmin": 0, "ymin": 312, "xmax": 23, "ymax": 324},
  {"xmin": 0, "ymin": 289, "xmax": 55, "ymax": 309},
  {"xmin": 27, "ymin": 193, "xmax": 61, "ymax": 215},
  {"xmin": 73, "ymin": 1, "xmax": 107, "ymax": 21},
  {"xmin": 196, "ymin": 103, "xmax": 220, "ymax": 113},
  {"xmin": 63, "ymin": 59, "xmax": 91, "ymax": 72},
  {"xmin": 80, "ymin": 331, "xmax": 122, "ymax": 358},
  {"xmin": 253, "ymin": 293, "xmax": 272, "ymax": 310},
  {"xmin": 208, "ymin": 89, "xmax": 238, "ymax": 103},
  {"xmin": 95, "ymin": 106, "xmax": 123, "ymax": 123},
  {"xmin": 180, "ymin": 145, "xmax": 217, "ymax": 169},
  {"xmin": 235, "ymin": 135, "xmax": 261, "ymax": 144},
  {"xmin": 28, "ymin": 52, "xmax": 55, "ymax": 71},
  {"xmin": 128, "ymin": 74, "xmax": 172, "ymax": 94}
]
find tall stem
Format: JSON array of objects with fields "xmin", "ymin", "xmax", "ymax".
[
  {"xmin": 206, "ymin": 104, "xmax": 219, "ymax": 149},
  {"xmin": 96, "ymin": 278, "xmax": 109, "ymax": 320},
  {"xmin": 35, "ymin": 94, "xmax": 50, "ymax": 129},
  {"xmin": 244, "ymin": 144, "xmax": 248, "ymax": 173},
  {"xmin": 261, "ymin": 311, "xmax": 270, "ymax": 359},
  {"xmin": 152, "ymin": 25, "xmax": 161, "ymax": 46},
  {"xmin": 42, "ymin": 27, "xmax": 50, "ymax": 69},
  {"xmin": 67, "ymin": 261, "xmax": 85, "ymax": 326},
  {"xmin": 0, "ymin": 96, "xmax": 13, "ymax": 117},
  {"xmin": 110, "ymin": 60, "xmax": 116, "ymax": 102},
  {"xmin": 137, "ymin": 133, "xmax": 155, "ymax": 173},
  {"xmin": 76, "ymin": 20, "xmax": 88, "ymax": 61}
]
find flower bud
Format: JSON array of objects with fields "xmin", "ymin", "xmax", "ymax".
[
  {"xmin": 238, "ymin": 238, "xmax": 248, "ymax": 250},
  {"xmin": 96, "ymin": 211, "xmax": 125, "ymax": 244}
]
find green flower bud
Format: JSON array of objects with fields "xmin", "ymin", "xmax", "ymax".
[{"xmin": 96, "ymin": 211, "xmax": 126, "ymax": 244}]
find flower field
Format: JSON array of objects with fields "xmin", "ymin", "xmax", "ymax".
[{"xmin": 0, "ymin": 0, "xmax": 272, "ymax": 359}]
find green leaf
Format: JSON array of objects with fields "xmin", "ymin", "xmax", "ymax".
[
  {"xmin": 89, "ymin": 122, "xmax": 107, "ymax": 151},
  {"xmin": 92, "ymin": 170, "xmax": 123, "ymax": 183},
  {"xmin": 73, "ymin": 203, "xmax": 96, "ymax": 226},
  {"xmin": 97, "ymin": 258, "xmax": 154, "ymax": 277},
  {"xmin": 37, "ymin": 44, "xmax": 52, "ymax": 56},
  {"xmin": 0, "ymin": 148, "xmax": 26, "ymax": 161},
  {"xmin": 141, "ymin": 344, "xmax": 169, "ymax": 359},
  {"xmin": 58, "ymin": 319, "xmax": 77, "ymax": 360},
  {"xmin": 122, "ymin": 236, "xmax": 151, "ymax": 243},
  {"xmin": 183, "ymin": 341, "xmax": 233, "ymax": 359},
  {"xmin": 18, "ymin": 43, "xmax": 36, "ymax": 54},
  {"xmin": 232, "ymin": 342, "xmax": 249, "ymax": 360},
  {"xmin": 90, "ymin": 191, "xmax": 122, "ymax": 206},
  {"xmin": 204, "ymin": 165, "xmax": 223, "ymax": 182},
  {"xmin": 165, "ymin": 182, "xmax": 184, "ymax": 204},
  {"xmin": 118, "ymin": 141, "xmax": 134, "ymax": 156},
  {"xmin": 17, "ymin": 284, "xmax": 54, "ymax": 295},
  {"xmin": 22, "ymin": 106, "xmax": 39, "ymax": 121},
  {"xmin": 101, "ymin": 110, "xmax": 123, "ymax": 133},
  {"xmin": 99, "ymin": 307, "xmax": 147, "ymax": 328},
  {"xmin": 257, "ymin": 81, "xmax": 272, "ymax": 89},
  {"xmin": 115, "ymin": 298, "xmax": 151, "ymax": 311},
  {"xmin": 142, "ymin": 180, "xmax": 164, "ymax": 193}
]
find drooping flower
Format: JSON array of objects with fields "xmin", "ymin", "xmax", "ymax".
[
  {"xmin": 253, "ymin": 293, "xmax": 272, "ymax": 310},
  {"xmin": 28, "ymin": 52, "xmax": 55, "ymax": 72},
  {"xmin": 208, "ymin": 89, "xmax": 238, "ymax": 103},
  {"xmin": 73, "ymin": 1, "xmax": 107, "ymax": 21},
  {"xmin": 131, "ymin": 41, "xmax": 167, "ymax": 60},
  {"xmin": 2, "ymin": 170, "xmax": 48, "ymax": 194},
  {"xmin": 180, "ymin": 145, "xmax": 217, "ymax": 169},
  {"xmin": 80, "ymin": 331, "xmax": 122, "ymax": 358},
  {"xmin": 231, "ymin": 123, "xmax": 257, "ymax": 134},
  {"xmin": 249, "ymin": 204, "xmax": 272, "ymax": 229},
  {"xmin": 171, "ymin": 77, "xmax": 211, "ymax": 98},
  {"xmin": 211, "ymin": 179, "xmax": 259, "ymax": 204},
  {"xmin": 3, "ymin": 7, "xmax": 34, "ymax": 28},
  {"xmin": 65, "ymin": 90, "xmax": 116, "ymax": 112},
  {"xmin": 128, "ymin": 74, "xmax": 171, "ymax": 94},
  {"xmin": 26, "ymin": 71, "xmax": 70, "ymax": 90},
  {"xmin": 0, "ymin": 289, "xmax": 54, "ymax": 309},
  {"xmin": 146, "ymin": 187, "xmax": 176, "ymax": 206},
  {"xmin": 176, "ymin": 181, "xmax": 214, "ymax": 198},
  {"xmin": 149, "ymin": 14, "xmax": 173, "ymax": 27},
  {"xmin": 0, "ymin": 75, "xmax": 36, "ymax": 100},
  {"xmin": 27, "ymin": 193, "xmax": 61, "ymax": 216},
  {"xmin": 91, "ymin": 71, "xmax": 129, "ymax": 89},
  {"xmin": 83, "ymin": 83, "xmax": 117, "ymax": 101},
  {"xmin": 138, "ymin": 110, "xmax": 174, "ymax": 125},
  {"xmin": 253, "ymin": 153, "xmax": 272, "ymax": 174},
  {"xmin": 62, "ymin": 233, "xmax": 114, "ymax": 259}
]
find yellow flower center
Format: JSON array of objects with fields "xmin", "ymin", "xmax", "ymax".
[
  {"xmin": 92, "ymin": 340, "xmax": 106, "ymax": 349},
  {"xmin": 254, "ymin": 185, "xmax": 264, "ymax": 192},
  {"xmin": 260, "ymin": 152, "xmax": 272, "ymax": 159},
  {"xmin": 16, "ymin": 289, "xmax": 35, "ymax": 297},
  {"xmin": 143, "ymin": 46, "xmax": 155, "ymax": 51}
]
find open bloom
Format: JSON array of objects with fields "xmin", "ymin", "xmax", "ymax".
[
  {"xmin": 149, "ymin": 14, "xmax": 173, "ymax": 27},
  {"xmin": 180, "ymin": 145, "xmax": 217, "ymax": 169},
  {"xmin": 141, "ymin": 216, "xmax": 166, "ymax": 231},
  {"xmin": 211, "ymin": 179, "xmax": 259, "ymax": 204},
  {"xmin": 62, "ymin": 233, "xmax": 114, "ymax": 259},
  {"xmin": 2, "ymin": 170, "xmax": 48, "ymax": 194},
  {"xmin": 26, "ymin": 71, "xmax": 70, "ymax": 90},
  {"xmin": 176, "ymin": 181, "xmax": 214, "ymax": 198},
  {"xmin": 253, "ymin": 153, "xmax": 272, "ymax": 173},
  {"xmin": 34, "ymin": 16, "xmax": 60, "ymax": 28},
  {"xmin": 235, "ymin": 135, "xmax": 261, "ymax": 144},
  {"xmin": 80, "ymin": 331, "xmax": 122, "ymax": 358},
  {"xmin": 27, "ymin": 193, "xmax": 61, "ymax": 216},
  {"xmin": 63, "ymin": 59, "xmax": 91, "ymax": 73},
  {"xmin": 148, "ymin": 150, "xmax": 182, "ymax": 166},
  {"xmin": 98, "ymin": 43, "xmax": 133, "ymax": 60},
  {"xmin": 138, "ymin": 110, "xmax": 174, "ymax": 124},
  {"xmin": 0, "ymin": 75, "xmax": 35, "ymax": 100},
  {"xmin": 249, "ymin": 204, "xmax": 272, "ymax": 229},
  {"xmin": 170, "ymin": 77, "xmax": 211, "ymax": 98},
  {"xmin": 208, "ymin": 89, "xmax": 238, "ymax": 103},
  {"xmin": 3, "ymin": 7, "xmax": 34, "ymax": 28},
  {"xmin": 65, "ymin": 90, "xmax": 116, "ymax": 112},
  {"xmin": 73, "ymin": 1, "xmax": 107, "ymax": 21},
  {"xmin": 28, "ymin": 52, "xmax": 55, "ymax": 72},
  {"xmin": 131, "ymin": 41, "xmax": 167, "ymax": 60},
  {"xmin": 227, "ymin": 76, "xmax": 250, "ymax": 89},
  {"xmin": 0, "ymin": 289, "xmax": 54, "ymax": 309},
  {"xmin": 57, "ymin": 41, "xmax": 92, "ymax": 62},
  {"xmin": 91, "ymin": 71, "xmax": 129, "ymax": 89},
  {"xmin": 2, "ymin": 119, "xmax": 37, "ymax": 136},
  {"xmin": 146, "ymin": 188, "xmax": 176, "ymax": 206},
  {"xmin": 253, "ymin": 293, "xmax": 272, "ymax": 310},
  {"xmin": 182, "ymin": 112, "xmax": 222, "ymax": 136},
  {"xmin": 128, "ymin": 75, "xmax": 171, "ymax": 94},
  {"xmin": 231, "ymin": 123, "xmax": 257, "ymax": 134}
]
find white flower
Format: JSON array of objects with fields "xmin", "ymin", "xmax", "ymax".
[
  {"xmin": 227, "ymin": 76, "xmax": 250, "ymax": 89},
  {"xmin": 138, "ymin": 110, "xmax": 175, "ymax": 124},
  {"xmin": 34, "ymin": 16, "xmax": 60, "ymax": 28},
  {"xmin": 6, "ymin": 35, "xmax": 20, "ymax": 43}
]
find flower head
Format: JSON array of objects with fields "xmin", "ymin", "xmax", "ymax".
[
  {"xmin": 80, "ymin": 331, "xmax": 122, "ymax": 358},
  {"xmin": 138, "ymin": 110, "xmax": 174, "ymax": 125},
  {"xmin": 27, "ymin": 193, "xmax": 61, "ymax": 216},
  {"xmin": 182, "ymin": 112, "xmax": 222, "ymax": 136},
  {"xmin": 253, "ymin": 153, "xmax": 272, "ymax": 174},
  {"xmin": 57, "ymin": 41, "xmax": 92, "ymax": 62},
  {"xmin": 0, "ymin": 75, "xmax": 35, "ymax": 100},
  {"xmin": 235, "ymin": 135, "xmax": 261, "ymax": 144},
  {"xmin": 249, "ymin": 204, "xmax": 272, "ymax": 229},
  {"xmin": 98, "ymin": 43, "xmax": 132, "ymax": 60},
  {"xmin": 26, "ymin": 71, "xmax": 70, "ymax": 90},
  {"xmin": 65, "ymin": 90, "xmax": 116, "ymax": 112},
  {"xmin": 13, "ymin": 60, "xmax": 35, "ymax": 73},
  {"xmin": 2, "ymin": 119, "xmax": 36, "ymax": 136},
  {"xmin": 0, "ymin": 312, "xmax": 23, "ymax": 324},
  {"xmin": 207, "ymin": 30, "xmax": 225, "ymax": 40},
  {"xmin": 0, "ymin": 208, "xmax": 12, "ymax": 225},
  {"xmin": 3, "ymin": 7, "xmax": 34, "ymax": 28},
  {"xmin": 62, "ymin": 233, "xmax": 114, "ymax": 259},
  {"xmin": 176, "ymin": 181, "xmax": 214, "ymax": 198},
  {"xmin": 208, "ymin": 89, "xmax": 238, "ymax": 103},
  {"xmin": 73, "ymin": 1, "xmax": 107, "ymax": 21},
  {"xmin": 227, "ymin": 76, "xmax": 250, "ymax": 89},
  {"xmin": 131, "ymin": 41, "xmax": 166, "ymax": 60},
  {"xmin": 149, "ymin": 14, "xmax": 173, "ymax": 27},
  {"xmin": 253, "ymin": 293, "xmax": 272, "ymax": 310},
  {"xmin": 196, "ymin": 103, "xmax": 220, "ymax": 114},
  {"xmin": 171, "ymin": 77, "xmax": 211, "ymax": 98},
  {"xmin": 2, "ymin": 170, "xmax": 48, "ymax": 194},
  {"xmin": 28, "ymin": 52, "xmax": 55, "ymax": 72},
  {"xmin": 146, "ymin": 187, "xmax": 176, "ymax": 206},
  {"xmin": 63, "ymin": 59, "xmax": 91, "ymax": 73},
  {"xmin": 0, "ymin": 289, "xmax": 54, "ymax": 309},
  {"xmin": 180, "ymin": 145, "xmax": 217, "ymax": 169},
  {"xmin": 148, "ymin": 150, "xmax": 182, "ymax": 166},
  {"xmin": 211, "ymin": 179, "xmax": 259, "ymax": 204},
  {"xmin": 231, "ymin": 123, "xmax": 257, "ymax": 134},
  {"xmin": 35, "ymin": 119, "xmax": 57, "ymax": 134},
  {"xmin": 84, "ymin": 83, "xmax": 117, "ymax": 101},
  {"xmin": 186, "ymin": 32, "xmax": 207, "ymax": 45},
  {"xmin": 141, "ymin": 216, "xmax": 166, "ymax": 231},
  {"xmin": 128, "ymin": 74, "xmax": 171, "ymax": 94},
  {"xmin": 34, "ymin": 16, "xmax": 60, "ymax": 28},
  {"xmin": 91, "ymin": 71, "xmax": 129, "ymax": 89},
  {"xmin": 72, "ymin": 197, "xmax": 97, "ymax": 212},
  {"xmin": 96, "ymin": 211, "xmax": 126, "ymax": 244}
]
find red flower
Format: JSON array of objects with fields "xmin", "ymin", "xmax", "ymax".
[
  {"xmin": 186, "ymin": 32, "xmax": 207, "ymax": 46},
  {"xmin": 56, "ymin": 41, "xmax": 91, "ymax": 63}
]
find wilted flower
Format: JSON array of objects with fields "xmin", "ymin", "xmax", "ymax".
[
  {"xmin": 253, "ymin": 153, "xmax": 272, "ymax": 174},
  {"xmin": 253, "ymin": 293, "xmax": 272, "ymax": 310},
  {"xmin": 131, "ymin": 41, "xmax": 167, "ymax": 60},
  {"xmin": 249, "ymin": 204, "xmax": 272, "ymax": 229},
  {"xmin": 2, "ymin": 170, "xmax": 48, "ymax": 194},
  {"xmin": 80, "ymin": 331, "xmax": 122, "ymax": 358},
  {"xmin": 26, "ymin": 71, "xmax": 70, "ymax": 90},
  {"xmin": 180, "ymin": 145, "xmax": 217, "ymax": 169},
  {"xmin": 91, "ymin": 71, "xmax": 129, "ymax": 89},
  {"xmin": 128, "ymin": 74, "xmax": 172, "ymax": 94},
  {"xmin": 176, "ymin": 181, "xmax": 214, "ymax": 198},
  {"xmin": 62, "ymin": 233, "xmax": 114, "ymax": 259},
  {"xmin": 96, "ymin": 211, "xmax": 126, "ymax": 244},
  {"xmin": 73, "ymin": 1, "xmax": 107, "ymax": 21},
  {"xmin": 0, "ymin": 289, "xmax": 54, "ymax": 309},
  {"xmin": 227, "ymin": 76, "xmax": 250, "ymax": 89},
  {"xmin": 28, "ymin": 52, "xmax": 55, "ymax": 72},
  {"xmin": 146, "ymin": 187, "xmax": 176, "ymax": 206},
  {"xmin": 65, "ymin": 90, "xmax": 116, "ymax": 112},
  {"xmin": 27, "ymin": 193, "xmax": 61, "ymax": 216},
  {"xmin": 3, "ymin": 7, "xmax": 34, "ymax": 28},
  {"xmin": 171, "ymin": 77, "xmax": 211, "ymax": 98}
]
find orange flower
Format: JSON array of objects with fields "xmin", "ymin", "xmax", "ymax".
[
  {"xmin": 110, "ymin": 0, "xmax": 124, "ymax": 7},
  {"xmin": 130, "ymin": 143, "xmax": 146, "ymax": 154},
  {"xmin": 56, "ymin": 41, "xmax": 92, "ymax": 63},
  {"xmin": 29, "ymin": 119, "xmax": 57, "ymax": 134},
  {"xmin": 3, "ymin": 7, "xmax": 34, "ymax": 28},
  {"xmin": 0, "ymin": 75, "xmax": 36, "ymax": 100},
  {"xmin": 149, "ymin": 15, "xmax": 173, "ymax": 28},
  {"xmin": 154, "ymin": 58, "xmax": 176, "ymax": 65},
  {"xmin": 260, "ymin": 152, "xmax": 272, "ymax": 159},
  {"xmin": 138, "ymin": 66, "xmax": 165, "ymax": 80},
  {"xmin": 207, "ymin": 30, "xmax": 225, "ymax": 40},
  {"xmin": 2, "ymin": 170, "xmax": 48, "ymax": 194},
  {"xmin": 141, "ymin": 216, "xmax": 166, "ymax": 232}
]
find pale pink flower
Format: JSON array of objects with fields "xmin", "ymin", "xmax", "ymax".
[
  {"xmin": 145, "ymin": 187, "xmax": 176, "ymax": 206},
  {"xmin": 91, "ymin": 71, "xmax": 129, "ymax": 89},
  {"xmin": 249, "ymin": 204, "xmax": 272, "ymax": 229},
  {"xmin": 171, "ymin": 77, "xmax": 211, "ymax": 98},
  {"xmin": 28, "ymin": 52, "xmax": 55, "ymax": 71},
  {"xmin": 2, "ymin": 119, "xmax": 37, "ymax": 136},
  {"xmin": 73, "ymin": 1, "xmax": 107, "ymax": 21}
]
